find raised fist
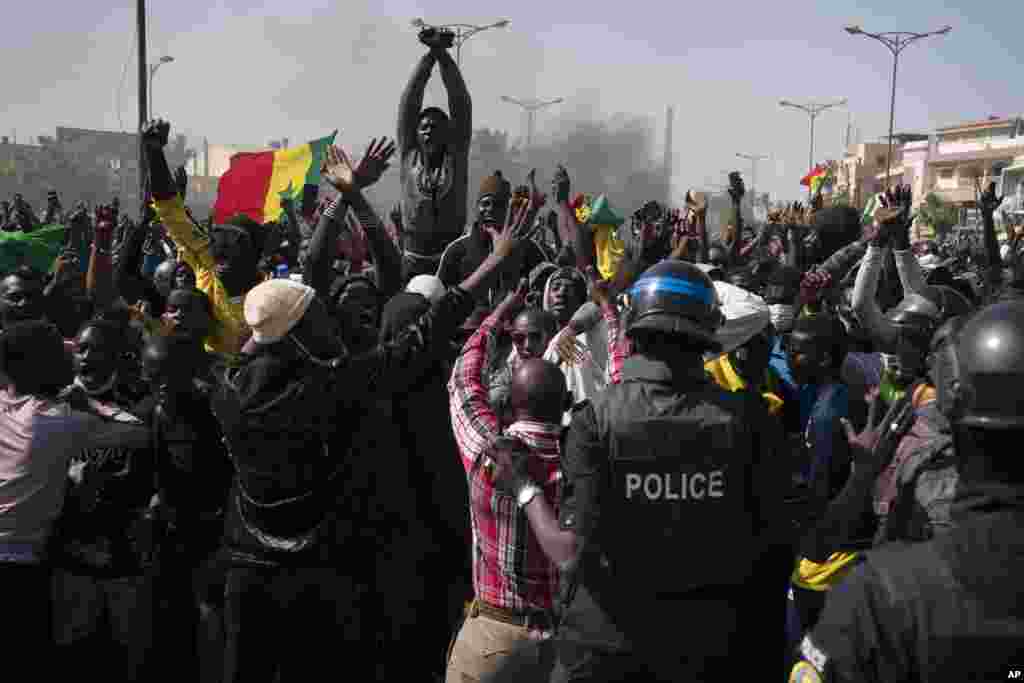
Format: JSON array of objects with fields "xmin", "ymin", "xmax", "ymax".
[
  {"xmin": 685, "ymin": 190, "xmax": 707, "ymax": 212},
  {"xmin": 728, "ymin": 172, "xmax": 745, "ymax": 204},
  {"xmin": 94, "ymin": 206, "xmax": 116, "ymax": 237},
  {"xmin": 141, "ymin": 119, "xmax": 170, "ymax": 150},
  {"xmin": 419, "ymin": 27, "xmax": 455, "ymax": 50},
  {"xmin": 552, "ymin": 164, "xmax": 571, "ymax": 203},
  {"xmin": 978, "ymin": 181, "xmax": 1004, "ymax": 217}
]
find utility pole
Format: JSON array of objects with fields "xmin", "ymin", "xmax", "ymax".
[{"xmin": 137, "ymin": 0, "xmax": 148, "ymax": 215}]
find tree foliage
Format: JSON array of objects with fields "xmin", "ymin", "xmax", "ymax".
[{"xmin": 917, "ymin": 192, "xmax": 958, "ymax": 238}]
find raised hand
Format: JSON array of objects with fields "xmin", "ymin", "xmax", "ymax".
[
  {"xmin": 799, "ymin": 270, "xmax": 832, "ymax": 306},
  {"xmin": 141, "ymin": 119, "xmax": 170, "ymax": 151},
  {"xmin": 94, "ymin": 205, "xmax": 116, "ymax": 234},
  {"xmin": 555, "ymin": 331, "xmax": 587, "ymax": 367},
  {"xmin": 685, "ymin": 190, "xmax": 707, "ymax": 213},
  {"xmin": 727, "ymin": 172, "xmax": 745, "ymax": 204},
  {"xmin": 389, "ymin": 203, "xmax": 404, "ymax": 238},
  {"xmin": 840, "ymin": 388, "xmax": 884, "ymax": 465},
  {"xmin": 502, "ymin": 277, "xmax": 530, "ymax": 312},
  {"xmin": 354, "ymin": 137, "xmax": 398, "ymax": 189},
  {"xmin": 977, "ymin": 180, "xmax": 1004, "ymax": 216},
  {"xmin": 840, "ymin": 388, "xmax": 915, "ymax": 471},
  {"xmin": 487, "ymin": 198, "xmax": 535, "ymax": 260},
  {"xmin": 322, "ymin": 137, "xmax": 397, "ymax": 194},
  {"xmin": 552, "ymin": 164, "xmax": 571, "ymax": 204},
  {"xmin": 419, "ymin": 27, "xmax": 455, "ymax": 51}
]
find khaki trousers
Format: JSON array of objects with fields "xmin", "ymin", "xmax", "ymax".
[{"xmin": 445, "ymin": 610, "xmax": 554, "ymax": 683}]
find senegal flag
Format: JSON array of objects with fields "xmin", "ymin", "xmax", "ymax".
[
  {"xmin": 212, "ymin": 131, "xmax": 336, "ymax": 225},
  {"xmin": 0, "ymin": 223, "xmax": 66, "ymax": 273}
]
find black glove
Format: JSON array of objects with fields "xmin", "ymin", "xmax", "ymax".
[
  {"xmin": 489, "ymin": 436, "xmax": 535, "ymax": 499},
  {"xmin": 141, "ymin": 119, "xmax": 176, "ymax": 199}
]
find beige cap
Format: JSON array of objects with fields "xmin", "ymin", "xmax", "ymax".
[{"xmin": 244, "ymin": 279, "xmax": 316, "ymax": 344}]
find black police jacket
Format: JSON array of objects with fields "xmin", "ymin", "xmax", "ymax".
[
  {"xmin": 556, "ymin": 355, "xmax": 789, "ymax": 669},
  {"xmin": 801, "ymin": 482, "xmax": 1024, "ymax": 682}
]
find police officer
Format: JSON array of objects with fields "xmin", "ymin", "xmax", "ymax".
[
  {"xmin": 490, "ymin": 260, "xmax": 791, "ymax": 681},
  {"xmin": 792, "ymin": 300, "xmax": 1024, "ymax": 683}
]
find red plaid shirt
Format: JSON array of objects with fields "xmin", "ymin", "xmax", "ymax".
[{"xmin": 448, "ymin": 309, "xmax": 563, "ymax": 612}]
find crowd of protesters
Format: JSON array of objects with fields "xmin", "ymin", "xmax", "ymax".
[{"xmin": 3, "ymin": 28, "xmax": 1024, "ymax": 683}]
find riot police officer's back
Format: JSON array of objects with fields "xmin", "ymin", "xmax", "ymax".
[{"xmin": 553, "ymin": 261, "xmax": 790, "ymax": 682}]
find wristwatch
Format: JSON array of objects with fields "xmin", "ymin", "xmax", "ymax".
[{"xmin": 517, "ymin": 484, "xmax": 542, "ymax": 508}]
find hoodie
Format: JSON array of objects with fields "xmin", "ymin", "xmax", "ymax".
[{"xmin": 541, "ymin": 267, "xmax": 609, "ymax": 423}]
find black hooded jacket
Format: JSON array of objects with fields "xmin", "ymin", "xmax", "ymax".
[{"xmin": 209, "ymin": 286, "xmax": 474, "ymax": 568}]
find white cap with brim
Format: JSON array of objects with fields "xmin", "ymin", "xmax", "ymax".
[{"xmin": 244, "ymin": 279, "xmax": 316, "ymax": 344}]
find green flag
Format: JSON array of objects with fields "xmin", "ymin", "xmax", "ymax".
[{"xmin": 0, "ymin": 223, "xmax": 67, "ymax": 273}]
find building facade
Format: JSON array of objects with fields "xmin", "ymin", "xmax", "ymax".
[
  {"xmin": 924, "ymin": 116, "xmax": 1024, "ymax": 212},
  {"xmin": 56, "ymin": 127, "xmax": 188, "ymax": 207},
  {"xmin": 835, "ymin": 142, "xmax": 890, "ymax": 209}
]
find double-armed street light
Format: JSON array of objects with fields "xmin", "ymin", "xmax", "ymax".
[{"xmin": 844, "ymin": 24, "xmax": 952, "ymax": 189}]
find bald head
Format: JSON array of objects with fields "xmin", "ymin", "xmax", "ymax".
[
  {"xmin": 510, "ymin": 358, "xmax": 567, "ymax": 423},
  {"xmin": 154, "ymin": 260, "xmax": 177, "ymax": 298}
]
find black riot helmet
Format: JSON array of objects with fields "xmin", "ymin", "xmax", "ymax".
[
  {"xmin": 883, "ymin": 285, "xmax": 973, "ymax": 374},
  {"xmin": 626, "ymin": 260, "xmax": 722, "ymax": 351},
  {"xmin": 937, "ymin": 301, "xmax": 1024, "ymax": 430}
]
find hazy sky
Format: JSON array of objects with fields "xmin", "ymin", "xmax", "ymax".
[{"xmin": 3, "ymin": 0, "xmax": 1020, "ymax": 201}]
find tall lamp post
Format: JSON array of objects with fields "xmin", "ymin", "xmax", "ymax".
[
  {"xmin": 845, "ymin": 24, "xmax": 952, "ymax": 190},
  {"xmin": 736, "ymin": 152, "xmax": 770, "ymax": 212},
  {"xmin": 149, "ymin": 55, "xmax": 174, "ymax": 118},
  {"xmin": 500, "ymin": 96, "xmax": 564, "ymax": 152},
  {"xmin": 779, "ymin": 99, "xmax": 847, "ymax": 198},
  {"xmin": 410, "ymin": 18, "xmax": 510, "ymax": 66}
]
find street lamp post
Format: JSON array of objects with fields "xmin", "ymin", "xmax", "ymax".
[
  {"xmin": 736, "ymin": 152, "xmax": 770, "ymax": 211},
  {"xmin": 845, "ymin": 24, "xmax": 951, "ymax": 190},
  {"xmin": 410, "ymin": 18, "xmax": 510, "ymax": 66},
  {"xmin": 500, "ymin": 96, "xmax": 564, "ymax": 152},
  {"xmin": 779, "ymin": 99, "xmax": 847, "ymax": 198},
  {"xmin": 148, "ymin": 55, "xmax": 174, "ymax": 118}
]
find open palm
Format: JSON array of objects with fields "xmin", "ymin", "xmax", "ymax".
[{"xmin": 322, "ymin": 137, "xmax": 398, "ymax": 194}]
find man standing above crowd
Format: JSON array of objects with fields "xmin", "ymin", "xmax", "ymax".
[{"xmin": 398, "ymin": 26, "xmax": 472, "ymax": 279}]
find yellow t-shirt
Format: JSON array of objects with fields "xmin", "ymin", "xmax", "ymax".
[{"xmin": 154, "ymin": 196, "xmax": 251, "ymax": 354}]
